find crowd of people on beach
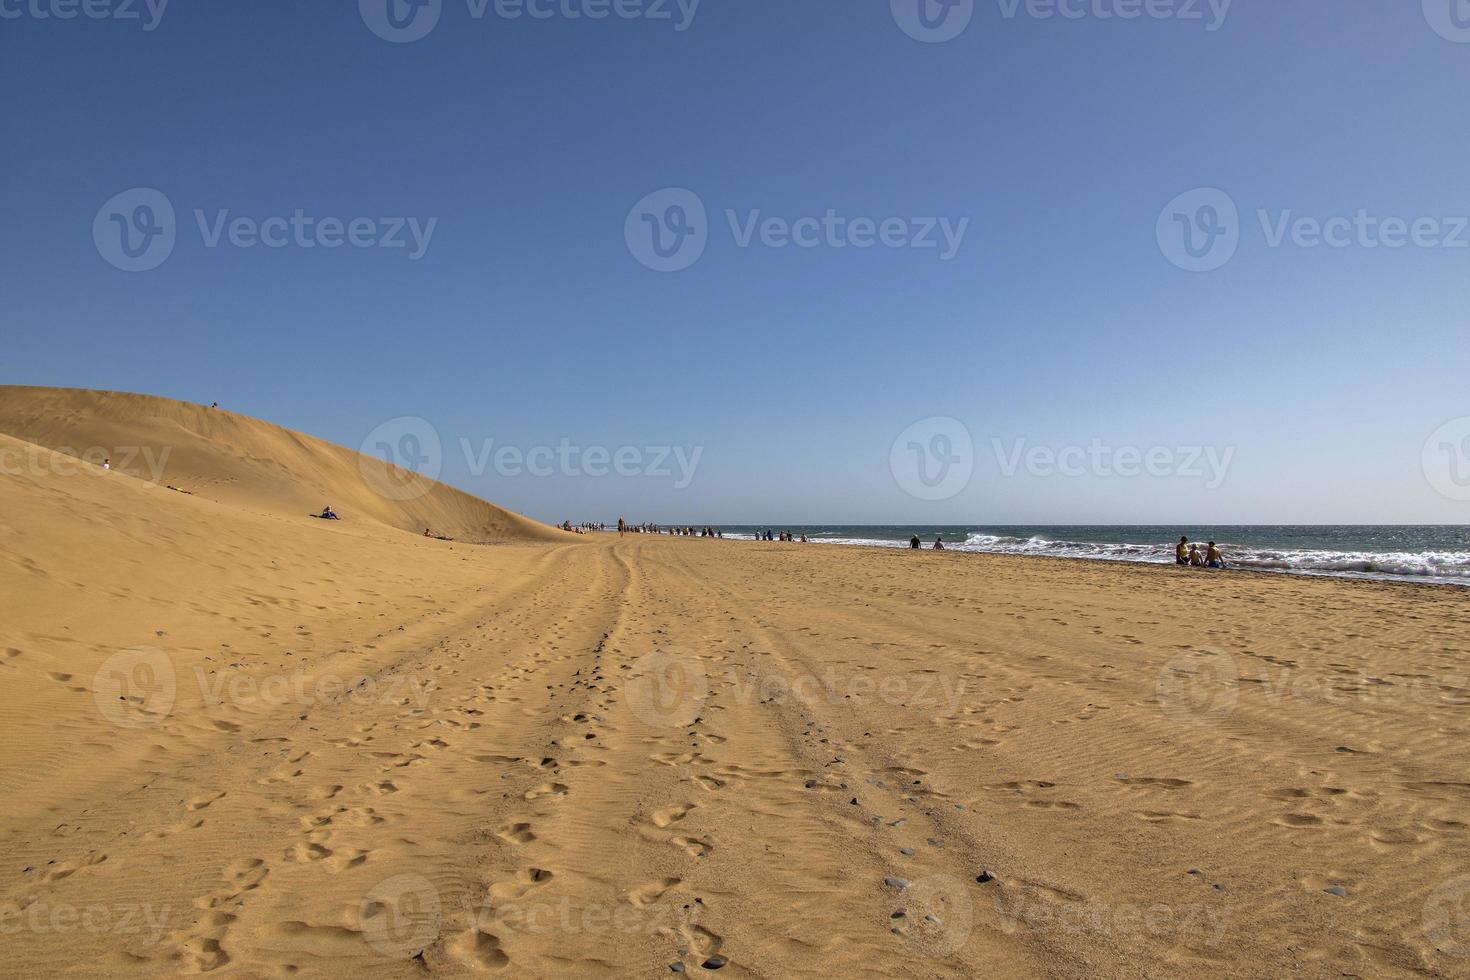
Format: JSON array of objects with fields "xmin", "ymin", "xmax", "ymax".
[
  {"xmin": 604, "ymin": 519, "xmax": 824, "ymax": 542},
  {"xmin": 1176, "ymin": 536, "xmax": 1227, "ymax": 569}
]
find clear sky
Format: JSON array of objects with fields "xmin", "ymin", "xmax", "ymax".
[{"xmin": 4, "ymin": 1, "xmax": 1469, "ymax": 525}]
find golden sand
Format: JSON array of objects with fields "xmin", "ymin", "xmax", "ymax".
[{"xmin": 2, "ymin": 388, "xmax": 1468, "ymax": 978}]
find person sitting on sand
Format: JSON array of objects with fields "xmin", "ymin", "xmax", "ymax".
[
  {"xmin": 1206, "ymin": 541, "xmax": 1226, "ymax": 569},
  {"xmin": 1176, "ymin": 536, "xmax": 1190, "ymax": 565},
  {"xmin": 1188, "ymin": 543, "xmax": 1204, "ymax": 566},
  {"xmin": 911, "ymin": 535, "xmax": 921, "ymax": 550},
  {"xmin": 934, "ymin": 537, "xmax": 945, "ymax": 550},
  {"xmin": 320, "ymin": 506, "xmax": 340, "ymax": 520}
]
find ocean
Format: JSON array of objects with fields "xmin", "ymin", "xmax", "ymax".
[{"xmin": 709, "ymin": 525, "xmax": 1470, "ymax": 587}]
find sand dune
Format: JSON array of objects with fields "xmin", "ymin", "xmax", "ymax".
[
  {"xmin": 2, "ymin": 390, "xmax": 1469, "ymax": 978},
  {"xmin": 0, "ymin": 387, "xmax": 561, "ymax": 543}
]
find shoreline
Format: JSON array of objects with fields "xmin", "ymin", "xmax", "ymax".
[{"xmin": 608, "ymin": 529, "xmax": 1470, "ymax": 590}]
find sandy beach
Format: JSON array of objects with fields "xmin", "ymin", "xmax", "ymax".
[{"xmin": 2, "ymin": 390, "xmax": 1469, "ymax": 979}]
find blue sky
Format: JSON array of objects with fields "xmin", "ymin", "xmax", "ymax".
[{"xmin": 4, "ymin": 0, "xmax": 1469, "ymax": 524}]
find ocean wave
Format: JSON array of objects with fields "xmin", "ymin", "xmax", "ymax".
[{"xmin": 951, "ymin": 533, "xmax": 1470, "ymax": 584}]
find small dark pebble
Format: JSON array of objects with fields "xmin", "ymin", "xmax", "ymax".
[
  {"xmin": 927, "ymin": 838, "xmax": 942, "ymax": 846},
  {"xmin": 885, "ymin": 877, "xmax": 910, "ymax": 890},
  {"xmin": 975, "ymin": 872, "xmax": 995, "ymax": 884},
  {"xmin": 702, "ymin": 956, "xmax": 726, "ymax": 970},
  {"xmin": 900, "ymin": 848, "xmax": 916, "ymax": 856},
  {"xmin": 891, "ymin": 910, "xmax": 906, "ymax": 919},
  {"xmin": 1213, "ymin": 883, "xmax": 1226, "ymax": 891},
  {"xmin": 850, "ymin": 798, "xmax": 859, "ymax": 805},
  {"xmin": 1187, "ymin": 869, "xmax": 1202, "ymax": 876},
  {"xmin": 1325, "ymin": 886, "xmax": 1348, "ymax": 897},
  {"xmin": 670, "ymin": 964, "xmax": 685, "ymax": 973}
]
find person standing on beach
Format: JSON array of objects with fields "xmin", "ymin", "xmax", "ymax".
[
  {"xmin": 911, "ymin": 535, "xmax": 921, "ymax": 550},
  {"xmin": 618, "ymin": 517, "xmax": 626, "ymax": 537}
]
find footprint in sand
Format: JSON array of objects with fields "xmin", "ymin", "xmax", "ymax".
[
  {"xmin": 672, "ymin": 836, "xmax": 712, "ymax": 857},
  {"xmin": 652, "ymin": 803, "xmax": 697, "ymax": 828},
  {"xmin": 489, "ymin": 867, "xmax": 555, "ymax": 900},
  {"xmin": 43, "ymin": 852, "xmax": 108, "ymax": 882},
  {"xmin": 186, "ymin": 791, "xmax": 227, "ymax": 811},
  {"xmin": 449, "ymin": 929, "xmax": 509, "ymax": 970},
  {"xmin": 524, "ymin": 782, "xmax": 569, "ymax": 801},
  {"xmin": 1276, "ymin": 813, "xmax": 1325, "ymax": 828},
  {"xmin": 627, "ymin": 877, "xmax": 680, "ymax": 908},
  {"xmin": 497, "ymin": 822, "xmax": 537, "ymax": 845},
  {"xmin": 288, "ymin": 841, "xmax": 334, "ymax": 862}
]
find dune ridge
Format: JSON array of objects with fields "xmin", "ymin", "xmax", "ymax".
[{"xmin": 0, "ymin": 386, "xmax": 561, "ymax": 543}]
